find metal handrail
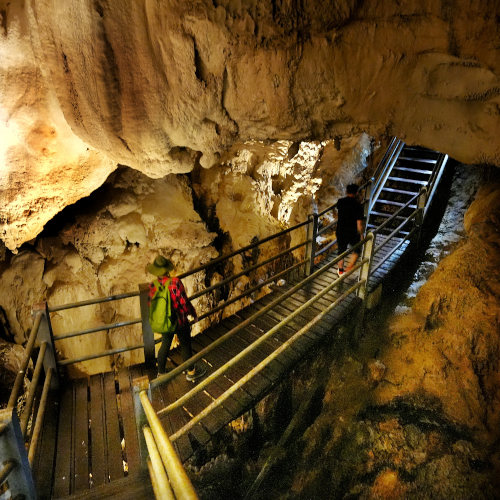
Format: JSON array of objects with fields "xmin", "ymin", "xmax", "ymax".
[
  {"xmin": 0, "ymin": 459, "xmax": 16, "ymax": 485},
  {"xmin": 46, "ymin": 229, "xmax": 310, "ymax": 360},
  {"xmin": 189, "ymin": 238, "xmax": 309, "ymax": 301},
  {"xmin": 47, "ymin": 220, "xmax": 309, "ymax": 314},
  {"xmin": 143, "ymin": 426, "xmax": 175, "ymax": 500},
  {"xmin": 48, "ymin": 290, "xmax": 139, "ymax": 313},
  {"xmin": 374, "ymin": 207, "xmax": 419, "ymax": 256},
  {"xmin": 52, "ymin": 318, "xmax": 142, "ymax": 341},
  {"xmin": 8, "ymin": 312, "xmax": 43, "ymax": 409},
  {"xmin": 157, "ymin": 258, "xmax": 365, "ymax": 416},
  {"xmin": 28, "ymin": 368, "xmax": 53, "ymax": 465},
  {"xmin": 139, "ymin": 391, "xmax": 198, "ymax": 499},
  {"xmin": 169, "ymin": 279, "xmax": 363, "ymax": 442},
  {"xmin": 373, "ymin": 192, "xmax": 419, "ymax": 236},
  {"xmin": 152, "ymin": 237, "xmax": 366, "ymax": 391},
  {"xmin": 20, "ymin": 341, "xmax": 47, "ymax": 436},
  {"xmin": 58, "ymin": 341, "xmax": 149, "ymax": 366},
  {"xmin": 424, "ymin": 154, "xmax": 448, "ymax": 217},
  {"xmin": 197, "ymin": 259, "xmax": 307, "ymax": 322},
  {"xmin": 371, "ymin": 226, "xmax": 418, "ymax": 275},
  {"xmin": 369, "ymin": 139, "xmax": 405, "ymax": 214}
]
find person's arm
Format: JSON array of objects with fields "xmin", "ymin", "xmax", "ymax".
[
  {"xmin": 357, "ymin": 218, "xmax": 364, "ymax": 236},
  {"xmin": 176, "ymin": 279, "xmax": 198, "ymax": 322}
]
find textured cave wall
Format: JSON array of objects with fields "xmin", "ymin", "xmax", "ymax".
[
  {"xmin": 0, "ymin": 135, "xmax": 370, "ymax": 375},
  {"xmin": 1, "ymin": 0, "xmax": 499, "ymax": 250}
]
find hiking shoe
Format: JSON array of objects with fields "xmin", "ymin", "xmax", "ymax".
[
  {"xmin": 186, "ymin": 365, "xmax": 207, "ymax": 382},
  {"xmin": 337, "ymin": 268, "xmax": 344, "ymax": 277}
]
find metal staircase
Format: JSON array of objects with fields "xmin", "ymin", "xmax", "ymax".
[{"xmin": 367, "ymin": 143, "xmax": 449, "ymax": 238}]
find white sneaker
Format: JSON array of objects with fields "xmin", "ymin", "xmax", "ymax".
[
  {"xmin": 337, "ymin": 268, "xmax": 345, "ymax": 277},
  {"xmin": 186, "ymin": 365, "xmax": 207, "ymax": 382}
]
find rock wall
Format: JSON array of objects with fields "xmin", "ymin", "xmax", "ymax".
[
  {"xmin": 1, "ymin": 0, "xmax": 499, "ymax": 250},
  {"xmin": 0, "ymin": 135, "xmax": 370, "ymax": 376}
]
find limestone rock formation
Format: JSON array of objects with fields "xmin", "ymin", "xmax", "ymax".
[
  {"xmin": 375, "ymin": 180, "xmax": 500, "ymax": 444},
  {"xmin": 0, "ymin": 135, "xmax": 369, "ymax": 375},
  {"xmin": 1, "ymin": 0, "xmax": 499, "ymax": 250}
]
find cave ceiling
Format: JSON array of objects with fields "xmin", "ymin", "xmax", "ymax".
[{"xmin": 0, "ymin": 0, "xmax": 499, "ymax": 251}]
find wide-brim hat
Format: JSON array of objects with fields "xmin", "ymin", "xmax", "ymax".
[{"xmin": 146, "ymin": 256, "xmax": 174, "ymax": 276}]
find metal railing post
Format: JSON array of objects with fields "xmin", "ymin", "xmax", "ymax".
[
  {"xmin": 32, "ymin": 302, "xmax": 59, "ymax": 389},
  {"xmin": 139, "ymin": 284, "xmax": 156, "ymax": 367},
  {"xmin": 416, "ymin": 186, "xmax": 428, "ymax": 245},
  {"xmin": 305, "ymin": 212, "xmax": 319, "ymax": 275},
  {"xmin": 363, "ymin": 178, "xmax": 374, "ymax": 235},
  {"xmin": 132, "ymin": 376, "xmax": 151, "ymax": 468},
  {"xmin": 357, "ymin": 232, "xmax": 374, "ymax": 302},
  {"xmin": 0, "ymin": 408, "xmax": 37, "ymax": 499},
  {"xmin": 355, "ymin": 232, "xmax": 375, "ymax": 338}
]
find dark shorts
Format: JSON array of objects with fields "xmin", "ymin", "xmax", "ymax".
[{"xmin": 337, "ymin": 231, "xmax": 361, "ymax": 255}]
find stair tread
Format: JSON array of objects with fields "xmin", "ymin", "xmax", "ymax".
[
  {"xmin": 398, "ymin": 156, "xmax": 438, "ymax": 163},
  {"xmin": 387, "ymin": 176, "xmax": 428, "ymax": 185},
  {"xmin": 380, "ymin": 186, "xmax": 419, "ymax": 196},
  {"xmin": 393, "ymin": 166, "xmax": 433, "ymax": 175},
  {"xmin": 370, "ymin": 211, "xmax": 406, "ymax": 219},
  {"xmin": 375, "ymin": 199, "xmax": 417, "ymax": 208}
]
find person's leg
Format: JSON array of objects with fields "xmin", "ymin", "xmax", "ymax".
[
  {"xmin": 157, "ymin": 331, "xmax": 175, "ymax": 374},
  {"xmin": 177, "ymin": 324, "xmax": 207, "ymax": 381},
  {"xmin": 176, "ymin": 324, "xmax": 194, "ymax": 371},
  {"xmin": 345, "ymin": 233, "xmax": 361, "ymax": 271},
  {"xmin": 337, "ymin": 232, "xmax": 348, "ymax": 272}
]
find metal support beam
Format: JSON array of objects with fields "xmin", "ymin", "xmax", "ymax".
[
  {"xmin": 355, "ymin": 232, "xmax": 375, "ymax": 338},
  {"xmin": 305, "ymin": 213, "xmax": 318, "ymax": 275},
  {"xmin": 139, "ymin": 284, "xmax": 156, "ymax": 367},
  {"xmin": 0, "ymin": 408, "xmax": 37, "ymax": 499},
  {"xmin": 132, "ymin": 375, "xmax": 152, "ymax": 467},
  {"xmin": 32, "ymin": 302, "xmax": 59, "ymax": 390}
]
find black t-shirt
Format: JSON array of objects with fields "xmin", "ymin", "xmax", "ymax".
[{"xmin": 336, "ymin": 196, "xmax": 364, "ymax": 234}]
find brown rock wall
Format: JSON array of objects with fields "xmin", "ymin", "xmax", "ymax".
[{"xmin": 1, "ymin": 0, "xmax": 499, "ymax": 250}]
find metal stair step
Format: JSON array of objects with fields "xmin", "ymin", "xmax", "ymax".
[
  {"xmin": 380, "ymin": 186, "xmax": 419, "ymax": 196},
  {"xmin": 370, "ymin": 211, "xmax": 406, "ymax": 220},
  {"xmin": 375, "ymin": 199, "xmax": 417, "ymax": 208},
  {"xmin": 393, "ymin": 166, "xmax": 433, "ymax": 175},
  {"xmin": 398, "ymin": 156, "xmax": 438, "ymax": 164},
  {"xmin": 368, "ymin": 224, "xmax": 410, "ymax": 236},
  {"xmin": 387, "ymin": 176, "xmax": 429, "ymax": 185}
]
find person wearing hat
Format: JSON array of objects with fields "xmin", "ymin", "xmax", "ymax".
[{"xmin": 146, "ymin": 256, "xmax": 206, "ymax": 381}]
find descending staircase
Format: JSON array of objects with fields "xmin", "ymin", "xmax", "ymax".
[{"xmin": 367, "ymin": 144, "xmax": 448, "ymax": 238}]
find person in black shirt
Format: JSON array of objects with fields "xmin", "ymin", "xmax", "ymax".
[{"xmin": 336, "ymin": 184, "xmax": 365, "ymax": 276}]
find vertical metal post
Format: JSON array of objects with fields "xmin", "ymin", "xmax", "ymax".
[
  {"xmin": 305, "ymin": 212, "xmax": 319, "ymax": 276},
  {"xmin": 132, "ymin": 376, "xmax": 152, "ymax": 468},
  {"xmin": 0, "ymin": 408, "xmax": 37, "ymax": 499},
  {"xmin": 32, "ymin": 302, "xmax": 59, "ymax": 390},
  {"xmin": 139, "ymin": 284, "xmax": 156, "ymax": 367},
  {"xmin": 363, "ymin": 178, "xmax": 374, "ymax": 236},
  {"xmin": 355, "ymin": 232, "xmax": 375, "ymax": 338},
  {"xmin": 357, "ymin": 232, "xmax": 375, "ymax": 302},
  {"xmin": 416, "ymin": 186, "xmax": 428, "ymax": 246}
]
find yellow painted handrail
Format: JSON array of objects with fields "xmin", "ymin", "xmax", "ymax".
[
  {"xmin": 139, "ymin": 391, "xmax": 198, "ymax": 500},
  {"xmin": 143, "ymin": 426, "xmax": 175, "ymax": 500}
]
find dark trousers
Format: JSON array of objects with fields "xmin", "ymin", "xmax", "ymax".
[{"xmin": 157, "ymin": 324, "xmax": 193, "ymax": 374}]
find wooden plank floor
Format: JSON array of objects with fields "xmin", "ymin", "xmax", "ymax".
[{"xmin": 33, "ymin": 234, "xmax": 411, "ymax": 498}]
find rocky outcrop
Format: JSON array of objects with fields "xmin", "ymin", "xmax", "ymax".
[
  {"xmin": 0, "ymin": 136, "xmax": 369, "ymax": 375},
  {"xmin": 1, "ymin": 0, "xmax": 499, "ymax": 250},
  {"xmin": 375, "ymin": 179, "xmax": 500, "ymax": 444}
]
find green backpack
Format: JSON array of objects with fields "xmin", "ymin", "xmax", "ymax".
[{"xmin": 148, "ymin": 279, "xmax": 177, "ymax": 333}]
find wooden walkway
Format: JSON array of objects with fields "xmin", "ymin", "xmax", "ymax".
[{"xmin": 32, "ymin": 237, "xmax": 409, "ymax": 498}]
